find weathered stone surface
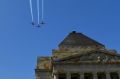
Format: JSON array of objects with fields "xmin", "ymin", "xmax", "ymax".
[
  {"xmin": 58, "ymin": 31, "xmax": 105, "ymax": 50},
  {"xmin": 35, "ymin": 31, "xmax": 120, "ymax": 79}
]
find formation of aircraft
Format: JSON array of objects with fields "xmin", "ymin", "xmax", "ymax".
[
  {"xmin": 30, "ymin": 0, "xmax": 45, "ymax": 28},
  {"xmin": 31, "ymin": 21, "xmax": 45, "ymax": 27}
]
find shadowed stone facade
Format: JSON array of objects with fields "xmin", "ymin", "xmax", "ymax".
[{"xmin": 35, "ymin": 31, "xmax": 120, "ymax": 79}]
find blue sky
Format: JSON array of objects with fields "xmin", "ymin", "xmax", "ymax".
[{"xmin": 0, "ymin": 0, "xmax": 120, "ymax": 79}]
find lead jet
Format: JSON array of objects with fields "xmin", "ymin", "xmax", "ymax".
[{"xmin": 37, "ymin": 24, "xmax": 41, "ymax": 27}]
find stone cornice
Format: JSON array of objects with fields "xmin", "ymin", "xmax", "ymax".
[{"xmin": 53, "ymin": 61, "xmax": 120, "ymax": 65}]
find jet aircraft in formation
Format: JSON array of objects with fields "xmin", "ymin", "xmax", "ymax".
[
  {"xmin": 30, "ymin": 0, "xmax": 45, "ymax": 28},
  {"xmin": 31, "ymin": 21, "xmax": 45, "ymax": 27}
]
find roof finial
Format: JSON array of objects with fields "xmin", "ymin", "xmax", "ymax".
[{"xmin": 72, "ymin": 31, "xmax": 76, "ymax": 33}]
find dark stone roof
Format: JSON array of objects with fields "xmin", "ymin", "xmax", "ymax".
[{"xmin": 59, "ymin": 31, "xmax": 104, "ymax": 48}]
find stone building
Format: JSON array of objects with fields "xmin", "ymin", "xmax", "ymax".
[{"xmin": 35, "ymin": 31, "xmax": 120, "ymax": 79}]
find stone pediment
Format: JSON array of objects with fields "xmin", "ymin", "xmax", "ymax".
[
  {"xmin": 58, "ymin": 31, "xmax": 105, "ymax": 50},
  {"xmin": 53, "ymin": 51, "xmax": 120, "ymax": 63}
]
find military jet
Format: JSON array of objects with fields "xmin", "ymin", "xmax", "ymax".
[
  {"xmin": 40, "ymin": 21, "xmax": 45, "ymax": 25},
  {"xmin": 37, "ymin": 24, "xmax": 41, "ymax": 27},
  {"xmin": 31, "ymin": 22, "xmax": 35, "ymax": 26}
]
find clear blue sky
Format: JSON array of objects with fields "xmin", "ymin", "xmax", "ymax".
[{"xmin": 0, "ymin": 0, "xmax": 120, "ymax": 79}]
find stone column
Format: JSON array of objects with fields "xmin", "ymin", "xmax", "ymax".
[
  {"xmin": 36, "ymin": 76, "xmax": 40, "ymax": 79},
  {"xmin": 93, "ymin": 72, "xmax": 98, "ymax": 79},
  {"xmin": 118, "ymin": 71, "xmax": 120, "ymax": 79},
  {"xmin": 54, "ymin": 73, "xmax": 58, "ymax": 79},
  {"xmin": 67, "ymin": 72, "xmax": 71, "ymax": 79},
  {"xmin": 106, "ymin": 72, "xmax": 111, "ymax": 79},
  {"xmin": 80, "ymin": 72, "xmax": 84, "ymax": 79}
]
